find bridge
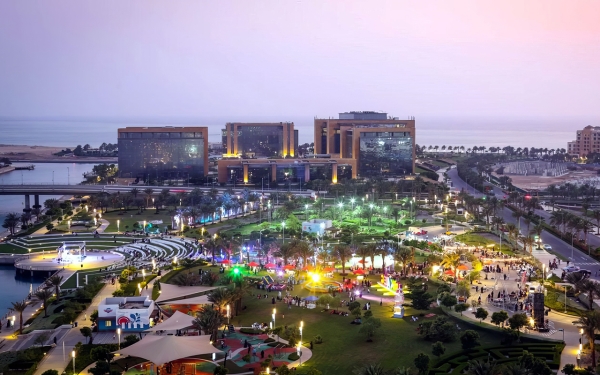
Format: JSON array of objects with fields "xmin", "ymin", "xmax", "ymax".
[{"xmin": 0, "ymin": 184, "xmax": 313, "ymax": 211}]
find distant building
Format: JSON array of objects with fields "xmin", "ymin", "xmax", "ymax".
[
  {"xmin": 314, "ymin": 111, "xmax": 416, "ymax": 177},
  {"xmin": 97, "ymin": 296, "xmax": 156, "ymax": 332},
  {"xmin": 117, "ymin": 126, "xmax": 208, "ymax": 179},
  {"xmin": 222, "ymin": 122, "xmax": 297, "ymax": 158},
  {"xmin": 567, "ymin": 125, "xmax": 600, "ymax": 156}
]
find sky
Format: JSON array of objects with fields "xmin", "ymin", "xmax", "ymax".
[{"xmin": 0, "ymin": 0, "xmax": 599, "ymax": 120}]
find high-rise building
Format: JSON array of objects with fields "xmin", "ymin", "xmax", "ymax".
[
  {"xmin": 222, "ymin": 122, "xmax": 297, "ymax": 158},
  {"xmin": 117, "ymin": 126, "xmax": 208, "ymax": 179},
  {"xmin": 314, "ymin": 111, "xmax": 416, "ymax": 177},
  {"xmin": 567, "ymin": 125, "xmax": 600, "ymax": 156}
]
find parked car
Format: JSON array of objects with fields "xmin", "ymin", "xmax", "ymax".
[
  {"xmin": 543, "ymin": 244, "xmax": 552, "ymax": 250},
  {"xmin": 563, "ymin": 265, "xmax": 581, "ymax": 273},
  {"xmin": 577, "ymin": 269, "xmax": 592, "ymax": 277}
]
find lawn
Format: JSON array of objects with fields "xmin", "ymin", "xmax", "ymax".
[
  {"xmin": 160, "ymin": 268, "xmax": 500, "ymax": 374},
  {"xmin": 102, "ymin": 209, "xmax": 175, "ymax": 233}
]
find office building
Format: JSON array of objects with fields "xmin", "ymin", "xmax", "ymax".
[
  {"xmin": 222, "ymin": 122, "xmax": 297, "ymax": 158},
  {"xmin": 314, "ymin": 111, "xmax": 416, "ymax": 177},
  {"xmin": 567, "ymin": 125, "xmax": 600, "ymax": 156},
  {"xmin": 118, "ymin": 126, "xmax": 208, "ymax": 179}
]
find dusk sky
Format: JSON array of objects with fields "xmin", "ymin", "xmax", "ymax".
[{"xmin": 1, "ymin": 0, "xmax": 599, "ymax": 119}]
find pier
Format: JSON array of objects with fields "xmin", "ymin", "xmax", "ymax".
[{"xmin": 14, "ymin": 164, "xmax": 35, "ymax": 170}]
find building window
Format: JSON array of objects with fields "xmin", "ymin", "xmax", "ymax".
[{"xmin": 106, "ymin": 321, "xmax": 112, "ymax": 327}]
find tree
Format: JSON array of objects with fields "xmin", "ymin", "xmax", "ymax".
[
  {"xmin": 10, "ymin": 301, "xmax": 28, "ymax": 333},
  {"xmin": 41, "ymin": 370, "xmax": 59, "ymax": 375},
  {"xmin": 34, "ymin": 288, "xmax": 53, "ymax": 317},
  {"xmin": 359, "ymin": 317, "xmax": 381, "ymax": 342},
  {"xmin": 454, "ymin": 303, "xmax": 468, "ymax": 316},
  {"xmin": 431, "ymin": 341, "xmax": 446, "ymax": 358},
  {"xmin": 80, "ymin": 326, "xmax": 93, "ymax": 344},
  {"xmin": 474, "ymin": 307, "xmax": 488, "ymax": 323},
  {"xmin": 465, "ymin": 359, "xmax": 502, "ymax": 375},
  {"xmin": 353, "ymin": 364, "xmax": 387, "ymax": 375},
  {"xmin": 334, "ymin": 244, "xmax": 353, "ymax": 275},
  {"xmin": 414, "ymin": 353, "xmax": 430, "ymax": 375},
  {"xmin": 394, "ymin": 246, "xmax": 413, "ymax": 276},
  {"xmin": 460, "ymin": 330, "xmax": 480, "ymax": 349},
  {"xmin": 193, "ymin": 306, "xmax": 225, "ymax": 342},
  {"xmin": 576, "ymin": 310, "xmax": 600, "ymax": 368},
  {"xmin": 440, "ymin": 294, "xmax": 457, "ymax": 309},
  {"xmin": 47, "ymin": 274, "xmax": 64, "ymax": 301},
  {"xmin": 508, "ymin": 313, "xmax": 529, "ymax": 333},
  {"xmin": 409, "ymin": 284, "xmax": 433, "ymax": 310},
  {"xmin": 490, "ymin": 311, "xmax": 509, "ymax": 327},
  {"xmin": 2, "ymin": 212, "xmax": 20, "ymax": 235}
]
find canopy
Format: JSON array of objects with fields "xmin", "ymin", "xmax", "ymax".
[
  {"xmin": 444, "ymin": 270, "xmax": 455, "ymax": 276},
  {"xmin": 221, "ymin": 259, "xmax": 231, "ymax": 264},
  {"xmin": 283, "ymin": 264, "xmax": 295, "ymax": 270},
  {"xmin": 305, "ymin": 295, "xmax": 319, "ymax": 301},
  {"xmin": 457, "ymin": 265, "xmax": 469, "ymax": 271},
  {"xmin": 302, "ymin": 266, "xmax": 314, "ymax": 271},
  {"xmin": 156, "ymin": 284, "xmax": 219, "ymax": 303},
  {"xmin": 145, "ymin": 311, "xmax": 195, "ymax": 332},
  {"xmin": 323, "ymin": 267, "xmax": 334, "ymax": 272},
  {"xmin": 358, "ymin": 259, "xmax": 367, "ymax": 264},
  {"xmin": 248, "ymin": 261, "xmax": 259, "ymax": 267},
  {"xmin": 115, "ymin": 335, "xmax": 222, "ymax": 365},
  {"xmin": 353, "ymin": 269, "xmax": 365, "ymax": 275},
  {"xmin": 265, "ymin": 263, "xmax": 276, "ymax": 268},
  {"xmin": 157, "ymin": 295, "xmax": 211, "ymax": 306}
]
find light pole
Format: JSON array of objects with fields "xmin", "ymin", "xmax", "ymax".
[
  {"xmin": 117, "ymin": 219, "xmax": 120, "ymax": 233},
  {"xmin": 305, "ymin": 204, "xmax": 309, "ymax": 221},
  {"xmin": 300, "ymin": 321, "xmax": 303, "ymax": 342},
  {"xmin": 272, "ymin": 308, "xmax": 276, "ymax": 329},
  {"xmin": 227, "ymin": 304, "xmax": 230, "ymax": 325},
  {"xmin": 67, "ymin": 167, "xmax": 70, "ymax": 185},
  {"xmin": 281, "ymin": 222, "xmax": 286, "ymax": 244},
  {"xmin": 369, "ymin": 204, "xmax": 374, "ymax": 229},
  {"xmin": 72, "ymin": 350, "xmax": 76, "ymax": 375},
  {"xmin": 297, "ymin": 342, "xmax": 302, "ymax": 365},
  {"xmin": 337, "ymin": 202, "xmax": 343, "ymax": 220},
  {"xmin": 350, "ymin": 198, "xmax": 355, "ymax": 211},
  {"xmin": 117, "ymin": 328, "xmax": 121, "ymax": 349}
]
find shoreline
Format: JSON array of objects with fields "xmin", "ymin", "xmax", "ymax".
[
  {"xmin": 10, "ymin": 159, "xmax": 116, "ymax": 164},
  {"xmin": 0, "ymin": 144, "xmax": 116, "ymax": 164}
]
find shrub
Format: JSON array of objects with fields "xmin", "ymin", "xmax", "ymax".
[
  {"xmin": 460, "ymin": 330, "xmax": 481, "ymax": 350},
  {"xmin": 242, "ymin": 354, "xmax": 251, "ymax": 362},
  {"xmin": 240, "ymin": 328, "xmax": 262, "ymax": 335},
  {"xmin": 41, "ymin": 370, "xmax": 59, "ymax": 375},
  {"xmin": 287, "ymin": 352, "xmax": 300, "ymax": 361},
  {"xmin": 313, "ymin": 335, "xmax": 323, "ymax": 344},
  {"xmin": 264, "ymin": 338, "xmax": 275, "ymax": 343}
]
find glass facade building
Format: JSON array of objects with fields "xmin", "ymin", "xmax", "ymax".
[
  {"xmin": 222, "ymin": 123, "xmax": 297, "ymax": 158},
  {"xmin": 358, "ymin": 131, "xmax": 413, "ymax": 177},
  {"xmin": 118, "ymin": 127, "xmax": 208, "ymax": 178}
]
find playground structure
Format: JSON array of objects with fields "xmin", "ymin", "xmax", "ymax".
[{"xmin": 261, "ymin": 275, "xmax": 287, "ymax": 291}]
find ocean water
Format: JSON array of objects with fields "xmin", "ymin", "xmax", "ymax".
[
  {"xmin": 0, "ymin": 116, "xmax": 591, "ymax": 150},
  {"xmin": 0, "ymin": 162, "xmax": 96, "ymax": 233},
  {"xmin": 0, "ymin": 265, "xmax": 45, "ymax": 320}
]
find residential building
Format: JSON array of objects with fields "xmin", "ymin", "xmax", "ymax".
[
  {"xmin": 222, "ymin": 122, "xmax": 297, "ymax": 158},
  {"xmin": 567, "ymin": 125, "xmax": 600, "ymax": 156},
  {"xmin": 117, "ymin": 126, "xmax": 208, "ymax": 179}
]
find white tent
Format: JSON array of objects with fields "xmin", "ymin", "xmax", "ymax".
[
  {"xmin": 115, "ymin": 334, "xmax": 222, "ymax": 365},
  {"xmin": 145, "ymin": 311, "xmax": 196, "ymax": 332},
  {"xmin": 157, "ymin": 295, "xmax": 211, "ymax": 306},
  {"xmin": 156, "ymin": 284, "xmax": 219, "ymax": 303}
]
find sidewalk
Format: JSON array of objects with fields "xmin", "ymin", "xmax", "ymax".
[{"xmin": 34, "ymin": 282, "xmax": 118, "ymax": 375}]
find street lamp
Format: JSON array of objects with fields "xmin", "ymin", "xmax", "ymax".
[
  {"xmin": 281, "ymin": 222, "xmax": 286, "ymax": 243},
  {"xmin": 143, "ymin": 220, "xmax": 146, "ymax": 234},
  {"xmin": 297, "ymin": 342, "xmax": 302, "ymax": 365},
  {"xmin": 72, "ymin": 350, "xmax": 76, "ymax": 375},
  {"xmin": 300, "ymin": 321, "xmax": 303, "ymax": 342},
  {"xmin": 350, "ymin": 198, "xmax": 355, "ymax": 210},
  {"xmin": 117, "ymin": 219, "xmax": 120, "ymax": 233},
  {"xmin": 227, "ymin": 304, "xmax": 230, "ymax": 325},
  {"xmin": 272, "ymin": 308, "xmax": 276, "ymax": 328},
  {"xmin": 142, "ymin": 270, "xmax": 145, "ymax": 282},
  {"xmin": 305, "ymin": 204, "xmax": 309, "ymax": 220},
  {"xmin": 117, "ymin": 328, "xmax": 121, "ymax": 350}
]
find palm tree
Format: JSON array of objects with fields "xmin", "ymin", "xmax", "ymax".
[
  {"xmin": 520, "ymin": 236, "xmax": 535, "ymax": 254},
  {"xmin": 2, "ymin": 212, "xmax": 21, "ymax": 235},
  {"xmin": 334, "ymin": 244, "xmax": 352, "ymax": 275},
  {"xmin": 10, "ymin": 301, "xmax": 28, "ymax": 333},
  {"xmin": 34, "ymin": 288, "xmax": 53, "ymax": 317},
  {"xmin": 441, "ymin": 252, "xmax": 461, "ymax": 280},
  {"xmin": 144, "ymin": 188, "xmax": 154, "ymax": 208},
  {"xmin": 47, "ymin": 274, "xmax": 64, "ymax": 301},
  {"xmin": 277, "ymin": 242, "xmax": 297, "ymax": 266},
  {"xmin": 576, "ymin": 310, "xmax": 600, "ymax": 368},
  {"xmin": 394, "ymin": 246, "xmax": 413, "ymax": 277},
  {"xmin": 579, "ymin": 279, "xmax": 600, "ymax": 310},
  {"xmin": 207, "ymin": 288, "xmax": 234, "ymax": 313},
  {"xmin": 290, "ymin": 240, "xmax": 312, "ymax": 268},
  {"xmin": 193, "ymin": 306, "xmax": 225, "ymax": 341},
  {"xmin": 356, "ymin": 245, "xmax": 371, "ymax": 270},
  {"xmin": 465, "ymin": 359, "xmax": 503, "ymax": 375},
  {"xmin": 353, "ymin": 363, "xmax": 387, "ymax": 375}
]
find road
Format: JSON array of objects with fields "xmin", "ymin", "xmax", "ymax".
[{"xmin": 446, "ymin": 168, "xmax": 600, "ymax": 277}]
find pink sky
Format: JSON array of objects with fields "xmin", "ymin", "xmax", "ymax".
[{"xmin": 0, "ymin": 0, "xmax": 599, "ymax": 119}]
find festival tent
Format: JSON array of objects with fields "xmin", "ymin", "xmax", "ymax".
[
  {"xmin": 115, "ymin": 335, "xmax": 222, "ymax": 365},
  {"xmin": 457, "ymin": 265, "xmax": 470, "ymax": 271},
  {"xmin": 221, "ymin": 259, "xmax": 232, "ymax": 264},
  {"xmin": 283, "ymin": 264, "xmax": 295, "ymax": 270},
  {"xmin": 248, "ymin": 261, "xmax": 259, "ymax": 267},
  {"xmin": 323, "ymin": 267, "xmax": 334, "ymax": 272},
  {"xmin": 157, "ymin": 295, "xmax": 211, "ymax": 306},
  {"xmin": 264, "ymin": 263, "xmax": 276, "ymax": 268},
  {"xmin": 156, "ymin": 284, "xmax": 220, "ymax": 303},
  {"xmin": 145, "ymin": 311, "xmax": 195, "ymax": 332},
  {"xmin": 353, "ymin": 269, "xmax": 365, "ymax": 275},
  {"xmin": 304, "ymin": 296, "xmax": 319, "ymax": 301}
]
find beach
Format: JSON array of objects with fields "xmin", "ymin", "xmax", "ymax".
[{"xmin": 0, "ymin": 144, "xmax": 117, "ymax": 163}]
